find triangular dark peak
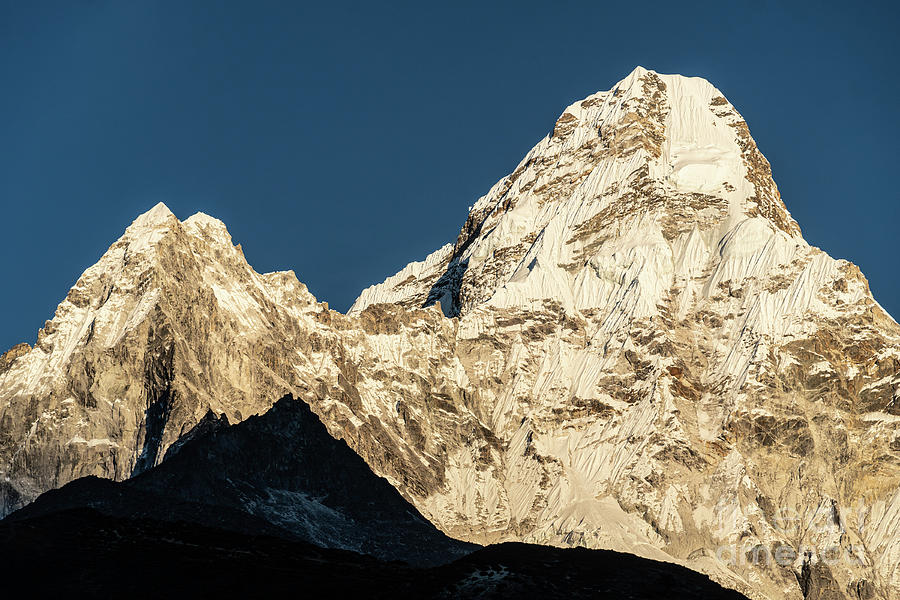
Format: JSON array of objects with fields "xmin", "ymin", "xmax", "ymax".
[{"xmin": 7, "ymin": 394, "xmax": 474, "ymax": 567}]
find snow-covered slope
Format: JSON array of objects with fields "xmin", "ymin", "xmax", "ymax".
[
  {"xmin": 351, "ymin": 67, "xmax": 900, "ymax": 599},
  {"xmin": 2, "ymin": 68, "xmax": 899, "ymax": 600}
]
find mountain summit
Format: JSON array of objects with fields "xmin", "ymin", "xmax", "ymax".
[
  {"xmin": 351, "ymin": 66, "xmax": 802, "ymax": 316},
  {"xmin": 2, "ymin": 69, "xmax": 899, "ymax": 600}
]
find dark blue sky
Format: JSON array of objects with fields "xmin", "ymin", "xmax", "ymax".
[{"xmin": 1, "ymin": 1, "xmax": 898, "ymax": 351}]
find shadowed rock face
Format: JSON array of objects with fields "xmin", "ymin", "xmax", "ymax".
[
  {"xmin": 3, "ymin": 395, "xmax": 474, "ymax": 567},
  {"xmin": 1, "ymin": 68, "xmax": 899, "ymax": 600}
]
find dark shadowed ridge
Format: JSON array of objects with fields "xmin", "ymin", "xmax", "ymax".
[{"xmin": 3, "ymin": 395, "xmax": 474, "ymax": 566}]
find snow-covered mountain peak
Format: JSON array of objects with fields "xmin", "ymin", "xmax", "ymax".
[
  {"xmin": 352, "ymin": 68, "xmax": 802, "ymax": 317},
  {"xmin": 117, "ymin": 201, "xmax": 179, "ymax": 256},
  {"xmin": 124, "ymin": 205, "xmax": 235, "ymax": 256},
  {"xmin": 130, "ymin": 201, "xmax": 177, "ymax": 230}
]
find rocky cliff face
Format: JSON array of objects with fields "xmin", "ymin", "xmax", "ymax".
[{"xmin": 1, "ymin": 67, "xmax": 898, "ymax": 600}]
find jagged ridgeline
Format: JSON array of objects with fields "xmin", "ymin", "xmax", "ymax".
[{"xmin": 2, "ymin": 67, "xmax": 899, "ymax": 600}]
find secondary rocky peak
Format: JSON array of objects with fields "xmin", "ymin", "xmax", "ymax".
[{"xmin": 183, "ymin": 211, "xmax": 228, "ymax": 234}]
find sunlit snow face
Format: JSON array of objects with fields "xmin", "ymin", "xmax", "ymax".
[{"xmin": 667, "ymin": 143, "xmax": 741, "ymax": 194}]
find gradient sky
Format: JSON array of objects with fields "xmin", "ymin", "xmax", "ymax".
[{"xmin": 1, "ymin": 1, "xmax": 898, "ymax": 351}]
